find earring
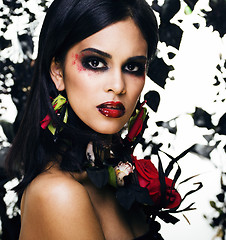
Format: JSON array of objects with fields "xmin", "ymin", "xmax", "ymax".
[
  {"xmin": 40, "ymin": 94, "xmax": 68, "ymax": 141},
  {"xmin": 126, "ymin": 100, "xmax": 147, "ymax": 143}
]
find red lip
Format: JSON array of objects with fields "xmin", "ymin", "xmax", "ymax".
[{"xmin": 97, "ymin": 101, "xmax": 125, "ymax": 118}]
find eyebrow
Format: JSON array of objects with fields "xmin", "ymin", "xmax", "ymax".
[
  {"xmin": 127, "ymin": 56, "xmax": 147, "ymax": 62},
  {"xmin": 81, "ymin": 48, "xmax": 112, "ymax": 59},
  {"xmin": 80, "ymin": 47, "xmax": 147, "ymax": 62}
]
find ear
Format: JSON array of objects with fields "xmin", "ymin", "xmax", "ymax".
[{"xmin": 50, "ymin": 58, "xmax": 65, "ymax": 91}]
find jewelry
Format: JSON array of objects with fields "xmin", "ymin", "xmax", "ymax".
[
  {"xmin": 40, "ymin": 94, "xmax": 68, "ymax": 139},
  {"xmin": 126, "ymin": 100, "xmax": 147, "ymax": 142}
]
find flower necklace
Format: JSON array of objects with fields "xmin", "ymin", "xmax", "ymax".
[
  {"xmin": 85, "ymin": 101, "xmax": 202, "ymax": 239},
  {"xmin": 41, "ymin": 95, "xmax": 203, "ymax": 239}
]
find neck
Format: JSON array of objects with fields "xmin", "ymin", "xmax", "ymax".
[{"xmin": 94, "ymin": 134, "xmax": 113, "ymax": 163}]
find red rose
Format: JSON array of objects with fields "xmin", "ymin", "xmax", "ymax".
[
  {"xmin": 126, "ymin": 102, "xmax": 147, "ymax": 142},
  {"xmin": 132, "ymin": 156, "xmax": 181, "ymax": 209}
]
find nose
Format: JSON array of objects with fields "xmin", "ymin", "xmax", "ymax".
[{"xmin": 104, "ymin": 69, "xmax": 126, "ymax": 95}]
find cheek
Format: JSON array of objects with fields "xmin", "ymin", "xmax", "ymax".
[
  {"xmin": 126, "ymin": 80, "xmax": 144, "ymax": 113},
  {"xmin": 139, "ymin": 77, "xmax": 145, "ymax": 93},
  {"xmin": 64, "ymin": 71, "xmax": 100, "ymax": 104},
  {"xmin": 72, "ymin": 53, "xmax": 78, "ymax": 66},
  {"xmin": 141, "ymin": 75, "xmax": 145, "ymax": 82},
  {"xmin": 130, "ymin": 78, "xmax": 145, "ymax": 98},
  {"xmin": 72, "ymin": 53, "xmax": 87, "ymax": 73}
]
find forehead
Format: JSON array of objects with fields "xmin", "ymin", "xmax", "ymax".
[{"xmin": 68, "ymin": 18, "xmax": 147, "ymax": 58}]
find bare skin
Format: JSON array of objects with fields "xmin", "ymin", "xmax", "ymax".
[{"xmin": 20, "ymin": 163, "xmax": 149, "ymax": 240}]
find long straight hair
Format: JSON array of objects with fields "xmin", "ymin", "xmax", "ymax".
[{"xmin": 6, "ymin": 0, "xmax": 158, "ymax": 194}]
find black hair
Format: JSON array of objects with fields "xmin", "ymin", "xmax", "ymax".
[{"xmin": 6, "ymin": 0, "xmax": 158, "ymax": 194}]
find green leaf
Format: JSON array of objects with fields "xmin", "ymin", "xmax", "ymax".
[{"xmin": 108, "ymin": 166, "xmax": 117, "ymax": 188}]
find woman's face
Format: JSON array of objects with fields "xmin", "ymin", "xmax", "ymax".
[{"xmin": 51, "ymin": 18, "xmax": 147, "ymax": 134}]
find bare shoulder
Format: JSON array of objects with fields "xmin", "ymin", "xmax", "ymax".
[
  {"xmin": 22, "ymin": 166, "xmax": 88, "ymax": 209},
  {"xmin": 20, "ymin": 166, "xmax": 105, "ymax": 240}
]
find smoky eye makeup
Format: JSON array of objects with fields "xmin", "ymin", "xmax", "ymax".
[
  {"xmin": 78, "ymin": 48, "xmax": 147, "ymax": 75},
  {"xmin": 81, "ymin": 55, "xmax": 108, "ymax": 71},
  {"xmin": 122, "ymin": 61, "xmax": 146, "ymax": 76}
]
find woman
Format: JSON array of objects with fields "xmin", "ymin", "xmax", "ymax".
[{"xmin": 6, "ymin": 0, "xmax": 181, "ymax": 239}]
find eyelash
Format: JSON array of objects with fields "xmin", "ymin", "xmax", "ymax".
[
  {"xmin": 81, "ymin": 56, "xmax": 146, "ymax": 76},
  {"xmin": 123, "ymin": 62, "xmax": 146, "ymax": 76},
  {"xmin": 82, "ymin": 56, "xmax": 108, "ymax": 71}
]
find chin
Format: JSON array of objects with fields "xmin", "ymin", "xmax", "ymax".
[
  {"xmin": 95, "ymin": 128, "xmax": 122, "ymax": 135},
  {"xmin": 91, "ymin": 123, "xmax": 125, "ymax": 135}
]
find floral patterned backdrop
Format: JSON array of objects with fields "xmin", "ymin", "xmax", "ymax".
[{"xmin": 0, "ymin": 0, "xmax": 225, "ymax": 239}]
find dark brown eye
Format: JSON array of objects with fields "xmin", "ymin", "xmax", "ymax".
[
  {"xmin": 89, "ymin": 59, "xmax": 103, "ymax": 68},
  {"xmin": 125, "ymin": 63, "xmax": 139, "ymax": 72},
  {"xmin": 123, "ymin": 62, "xmax": 146, "ymax": 76},
  {"xmin": 82, "ymin": 56, "xmax": 107, "ymax": 71}
]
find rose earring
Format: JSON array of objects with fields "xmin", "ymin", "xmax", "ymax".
[
  {"xmin": 40, "ymin": 94, "xmax": 68, "ymax": 141},
  {"xmin": 125, "ymin": 100, "xmax": 147, "ymax": 143}
]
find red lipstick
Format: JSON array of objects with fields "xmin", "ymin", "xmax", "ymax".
[{"xmin": 97, "ymin": 101, "xmax": 125, "ymax": 118}]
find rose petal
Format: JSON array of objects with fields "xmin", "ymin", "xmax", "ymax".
[
  {"xmin": 132, "ymin": 156, "xmax": 181, "ymax": 209},
  {"xmin": 40, "ymin": 114, "xmax": 51, "ymax": 129}
]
